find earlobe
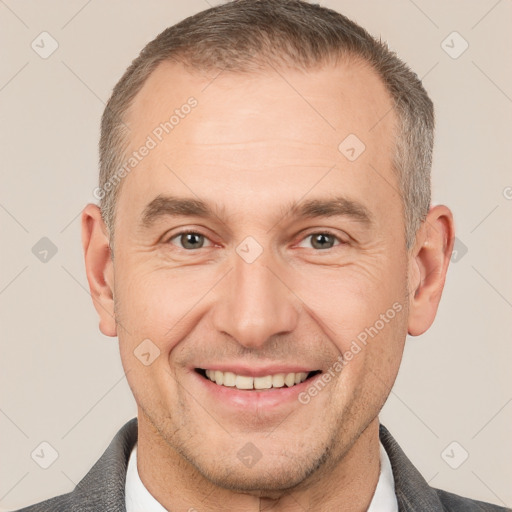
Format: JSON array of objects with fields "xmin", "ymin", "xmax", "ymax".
[
  {"xmin": 407, "ymin": 205, "xmax": 455, "ymax": 336},
  {"xmin": 81, "ymin": 204, "xmax": 117, "ymax": 337}
]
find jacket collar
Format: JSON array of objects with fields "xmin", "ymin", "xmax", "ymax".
[
  {"xmin": 71, "ymin": 417, "xmax": 137, "ymax": 511},
  {"xmin": 379, "ymin": 424, "xmax": 444, "ymax": 511}
]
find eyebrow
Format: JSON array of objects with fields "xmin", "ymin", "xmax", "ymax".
[
  {"xmin": 141, "ymin": 195, "xmax": 220, "ymax": 227},
  {"xmin": 288, "ymin": 197, "xmax": 372, "ymax": 225},
  {"xmin": 140, "ymin": 194, "xmax": 373, "ymax": 228}
]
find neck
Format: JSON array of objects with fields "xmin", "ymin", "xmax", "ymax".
[{"xmin": 136, "ymin": 413, "xmax": 381, "ymax": 512}]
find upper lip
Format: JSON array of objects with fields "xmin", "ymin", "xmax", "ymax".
[{"xmin": 195, "ymin": 365, "xmax": 319, "ymax": 377}]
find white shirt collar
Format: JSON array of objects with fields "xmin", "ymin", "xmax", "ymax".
[
  {"xmin": 368, "ymin": 441, "xmax": 399, "ymax": 511},
  {"xmin": 125, "ymin": 444, "xmax": 167, "ymax": 512},
  {"xmin": 125, "ymin": 441, "xmax": 398, "ymax": 512}
]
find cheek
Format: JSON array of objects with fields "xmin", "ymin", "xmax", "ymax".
[
  {"xmin": 114, "ymin": 262, "xmax": 220, "ymax": 353},
  {"xmin": 294, "ymin": 260, "xmax": 407, "ymax": 347},
  {"xmin": 291, "ymin": 255, "xmax": 408, "ymax": 396},
  {"xmin": 329, "ymin": 302, "xmax": 407, "ymax": 422}
]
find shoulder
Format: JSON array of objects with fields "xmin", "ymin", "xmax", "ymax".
[
  {"xmin": 434, "ymin": 488, "xmax": 511, "ymax": 512},
  {"xmin": 9, "ymin": 492, "xmax": 73, "ymax": 512},
  {"xmin": 10, "ymin": 417, "xmax": 138, "ymax": 512},
  {"xmin": 379, "ymin": 424, "xmax": 510, "ymax": 512}
]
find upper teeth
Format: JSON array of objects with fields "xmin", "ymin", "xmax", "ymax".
[{"xmin": 204, "ymin": 369, "xmax": 309, "ymax": 390}]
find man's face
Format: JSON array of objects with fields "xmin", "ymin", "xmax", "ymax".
[{"xmin": 112, "ymin": 60, "xmax": 410, "ymax": 490}]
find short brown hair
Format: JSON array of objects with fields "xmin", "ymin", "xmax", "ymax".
[{"xmin": 99, "ymin": 0, "xmax": 433, "ymax": 248}]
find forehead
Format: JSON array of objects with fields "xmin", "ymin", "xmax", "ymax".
[
  {"xmin": 126, "ymin": 58, "xmax": 395, "ymax": 147},
  {"xmin": 117, "ymin": 59, "xmax": 400, "ymax": 231}
]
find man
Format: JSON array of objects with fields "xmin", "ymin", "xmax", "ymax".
[{"xmin": 14, "ymin": 1, "xmax": 509, "ymax": 511}]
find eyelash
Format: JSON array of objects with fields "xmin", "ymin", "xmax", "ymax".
[{"xmin": 166, "ymin": 229, "xmax": 346, "ymax": 250}]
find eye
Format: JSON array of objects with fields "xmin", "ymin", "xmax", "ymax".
[
  {"xmin": 168, "ymin": 231, "xmax": 213, "ymax": 250},
  {"xmin": 297, "ymin": 232, "xmax": 343, "ymax": 250}
]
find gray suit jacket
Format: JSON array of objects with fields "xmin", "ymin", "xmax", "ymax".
[{"xmin": 13, "ymin": 418, "xmax": 510, "ymax": 511}]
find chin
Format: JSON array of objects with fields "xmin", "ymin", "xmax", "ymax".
[
  {"xmin": 200, "ymin": 465, "xmax": 307, "ymax": 494},
  {"xmin": 190, "ymin": 446, "xmax": 331, "ymax": 495}
]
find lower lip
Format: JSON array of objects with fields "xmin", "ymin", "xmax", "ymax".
[{"xmin": 192, "ymin": 370, "xmax": 322, "ymax": 410}]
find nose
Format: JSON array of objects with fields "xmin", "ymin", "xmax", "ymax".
[{"xmin": 211, "ymin": 252, "xmax": 299, "ymax": 349}]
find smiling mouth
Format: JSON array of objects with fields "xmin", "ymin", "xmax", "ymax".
[{"xmin": 195, "ymin": 368, "xmax": 322, "ymax": 390}]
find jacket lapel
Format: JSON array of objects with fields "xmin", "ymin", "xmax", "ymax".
[
  {"xmin": 70, "ymin": 417, "xmax": 138, "ymax": 512},
  {"xmin": 380, "ymin": 424, "xmax": 444, "ymax": 511}
]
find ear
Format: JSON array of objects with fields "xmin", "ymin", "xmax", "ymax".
[
  {"xmin": 407, "ymin": 205, "xmax": 455, "ymax": 336},
  {"xmin": 81, "ymin": 204, "xmax": 117, "ymax": 337}
]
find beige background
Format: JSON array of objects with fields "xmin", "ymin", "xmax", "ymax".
[{"xmin": 1, "ymin": 0, "xmax": 511, "ymax": 510}]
